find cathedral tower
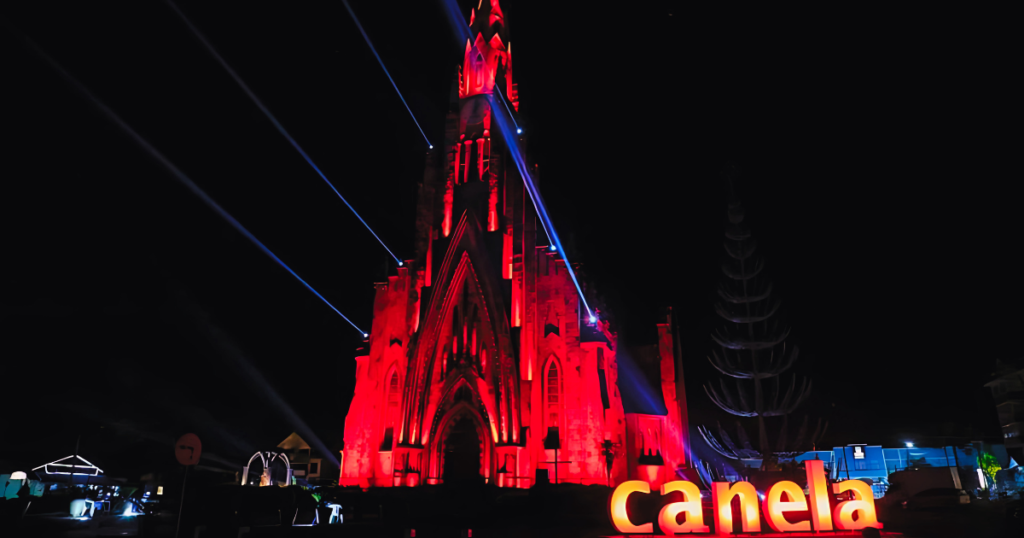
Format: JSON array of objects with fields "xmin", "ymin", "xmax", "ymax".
[{"xmin": 340, "ymin": 0, "xmax": 687, "ymax": 489}]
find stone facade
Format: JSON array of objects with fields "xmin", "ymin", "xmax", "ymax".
[{"xmin": 339, "ymin": 0, "xmax": 687, "ymax": 489}]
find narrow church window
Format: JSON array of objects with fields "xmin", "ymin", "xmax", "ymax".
[
  {"xmin": 452, "ymin": 306, "xmax": 460, "ymax": 356},
  {"xmin": 477, "ymin": 137, "xmax": 489, "ymax": 181},
  {"xmin": 545, "ymin": 360, "xmax": 560, "ymax": 431},
  {"xmin": 463, "ymin": 140, "xmax": 473, "ymax": 183},
  {"xmin": 597, "ymin": 347, "xmax": 610, "ymax": 410},
  {"xmin": 381, "ymin": 369, "xmax": 400, "ymax": 451}
]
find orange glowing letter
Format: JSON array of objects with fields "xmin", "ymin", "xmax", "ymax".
[
  {"xmin": 832, "ymin": 480, "xmax": 882, "ymax": 531},
  {"xmin": 711, "ymin": 481, "xmax": 760, "ymax": 535},
  {"xmin": 762, "ymin": 480, "xmax": 811, "ymax": 532},
  {"xmin": 805, "ymin": 459, "xmax": 834, "ymax": 531},
  {"xmin": 609, "ymin": 480, "xmax": 653, "ymax": 534},
  {"xmin": 659, "ymin": 480, "xmax": 709, "ymax": 534}
]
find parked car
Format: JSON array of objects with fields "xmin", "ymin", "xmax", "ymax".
[{"xmin": 902, "ymin": 488, "xmax": 970, "ymax": 511}]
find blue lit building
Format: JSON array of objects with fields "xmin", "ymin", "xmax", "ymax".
[{"xmin": 727, "ymin": 444, "xmax": 991, "ymax": 498}]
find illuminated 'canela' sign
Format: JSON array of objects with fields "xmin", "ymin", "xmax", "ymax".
[{"xmin": 609, "ymin": 460, "xmax": 882, "ymax": 534}]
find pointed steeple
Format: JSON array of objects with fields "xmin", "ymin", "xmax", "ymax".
[
  {"xmin": 470, "ymin": 0, "xmax": 509, "ymax": 44},
  {"xmin": 459, "ymin": 0, "xmax": 513, "ymax": 100}
]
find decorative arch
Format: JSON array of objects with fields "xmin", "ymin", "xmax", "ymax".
[
  {"xmin": 428, "ymin": 400, "xmax": 493, "ymax": 483},
  {"xmin": 400, "ymin": 211, "xmax": 520, "ymax": 452},
  {"xmin": 426, "ymin": 374, "xmax": 498, "ymax": 446},
  {"xmin": 241, "ymin": 451, "xmax": 291, "ymax": 486},
  {"xmin": 543, "ymin": 356, "xmax": 563, "ymax": 437},
  {"xmin": 379, "ymin": 364, "xmax": 401, "ymax": 451}
]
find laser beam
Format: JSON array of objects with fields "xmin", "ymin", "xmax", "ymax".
[
  {"xmin": 489, "ymin": 93, "xmax": 595, "ymax": 320},
  {"xmin": 438, "ymin": 0, "xmax": 596, "ymax": 321},
  {"xmin": 341, "ymin": 0, "xmax": 433, "ymax": 149},
  {"xmin": 164, "ymin": 0, "xmax": 403, "ymax": 267},
  {"xmin": 181, "ymin": 293, "xmax": 341, "ymax": 467},
  {"xmin": 436, "ymin": 0, "xmax": 598, "ymax": 319},
  {"xmin": 23, "ymin": 35, "xmax": 368, "ymax": 337},
  {"xmin": 494, "ymin": 85, "xmax": 521, "ymax": 134}
]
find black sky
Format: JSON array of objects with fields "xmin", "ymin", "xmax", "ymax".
[{"xmin": 2, "ymin": 1, "xmax": 1019, "ymax": 477}]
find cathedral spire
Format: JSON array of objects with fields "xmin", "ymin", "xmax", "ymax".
[
  {"xmin": 459, "ymin": 0, "xmax": 514, "ymax": 102},
  {"xmin": 470, "ymin": 0, "xmax": 508, "ymax": 43}
]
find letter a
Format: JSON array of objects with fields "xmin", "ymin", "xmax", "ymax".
[
  {"xmin": 659, "ymin": 481, "xmax": 709, "ymax": 534},
  {"xmin": 832, "ymin": 480, "xmax": 883, "ymax": 531}
]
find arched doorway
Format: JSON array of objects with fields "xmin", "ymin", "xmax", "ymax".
[{"xmin": 443, "ymin": 415, "xmax": 483, "ymax": 484}]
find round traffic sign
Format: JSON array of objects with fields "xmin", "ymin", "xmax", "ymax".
[{"xmin": 175, "ymin": 433, "xmax": 202, "ymax": 466}]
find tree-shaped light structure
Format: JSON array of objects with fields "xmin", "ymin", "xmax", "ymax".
[{"xmin": 702, "ymin": 184, "xmax": 814, "ymax": 459}]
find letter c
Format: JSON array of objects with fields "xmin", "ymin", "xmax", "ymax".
[{"xmin": 610, "ymin": 480, "xmax": 654, "ymax": 533}]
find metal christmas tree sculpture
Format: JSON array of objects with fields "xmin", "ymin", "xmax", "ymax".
[{"xmin": 700, "ymin": 173, "xmax": 821, "ymax": 462}]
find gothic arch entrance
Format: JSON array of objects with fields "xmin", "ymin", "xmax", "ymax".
[
  {"xmin": 429, "ymin": 399, "xmax": 492, "ymax": 485},
  {"xmin": 443, "ymin": 415, "xmax": 482, "ymax": 483}
]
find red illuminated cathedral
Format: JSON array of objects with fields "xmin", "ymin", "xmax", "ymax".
[{"xmin": 340, "ymin": 0, "xmax": 689, "ymax": 488}]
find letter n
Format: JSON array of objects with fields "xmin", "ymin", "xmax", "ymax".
[{"xmin": 712, "ymin": 481, "xmax": 760, "ymax": 535}]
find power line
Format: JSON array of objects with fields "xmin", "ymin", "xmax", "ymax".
[{"xmin": 164, "ymin": 0, "xmax": 403, "ymax": 267}]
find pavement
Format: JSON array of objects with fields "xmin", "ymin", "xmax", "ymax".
[{"xmin": 877, "ymin": 497, "xmax": 1019, "ymax": 537}]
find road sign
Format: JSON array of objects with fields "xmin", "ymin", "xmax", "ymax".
[{"xmin": 175, "ymin": 434, "xmax": 202, "ymax": 466}]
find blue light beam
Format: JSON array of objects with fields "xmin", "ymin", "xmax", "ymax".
[
  {"xmin": 164, "ymin": 0, "xmax": 403, "ymax": 267},
  {"xmin": 438, "ymin": 0, "xmax": 594, "ymax": 321},
  {"xmin": 341, "ymin": 0, "xmax": 433, "ymax": 149},
  {"xmin": 25, "ymin": 36, "xmax": 368, "ymax": 337},
  {"xmin": 494, "ymin": 85, "xmax": 521, "ymax": 134},
  {"xmin": 489, "ymin": 93, "xmax": 595, "ymax": 320},
  {"xmin": 438, "ymin": 1, "xmax": 597, "ymax": 320}
]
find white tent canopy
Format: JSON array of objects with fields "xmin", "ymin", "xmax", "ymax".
[{"xmin": 32, "ymin": 455, "xmax": 103, "ymax": 476}]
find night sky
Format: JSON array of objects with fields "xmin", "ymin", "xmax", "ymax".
[{"xmin": 3, "ymin": 1, "xmax": 1018, "ymax": 478}]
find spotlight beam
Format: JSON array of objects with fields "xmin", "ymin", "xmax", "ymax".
[
  {"xmin": 341, "ymin": 0, "xmax": 433, "ymax": 149},
  {"xmin": 437, "ymin": 1, "xmax": 595, "ymax": 319},
  {"xmin": 164, "ymin": 0, "xmax": 403, "ymax": 267},
  {"xmin": 494, "ymin": 85, "xmax": 521, "ymax": 133},
  {"xmin": 492, "ymin": 94, "xmax": 595, "ymax": 320},
  {"xmin": 23, "ymin": 35, "xmax": 368, "ymax": 337}
]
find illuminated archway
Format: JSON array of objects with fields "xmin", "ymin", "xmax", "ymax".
[
  {"xmin": 241, "ymin": 450, "xmax": 292, "ymax": 486},
  {"xmin": 423, "ymin": 375, "xmax": 495, "ymax": 484},
  {"xmin": 430, "ymin": 401, "xmax": 492, "ymax": 483}
]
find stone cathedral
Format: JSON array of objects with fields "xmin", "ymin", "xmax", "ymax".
[{"xmin": 339, "ymin": 0, "xmax": 689, "ymax": 489}]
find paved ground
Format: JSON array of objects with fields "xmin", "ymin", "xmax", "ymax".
[
  {"xmin": 878, "ymin": 498, "xmax": 1019, "ymax": 537},
  {"xmin": 9, "ymin": 493, "xmax": 1022, "ymax": 537}
]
